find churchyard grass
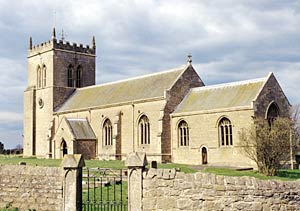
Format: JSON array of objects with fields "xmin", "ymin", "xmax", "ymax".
[
  {"xmin": 0, "ymin": 155, "xmax": 126, "ymax": 168},
  {"xmin": 204, "ymin": 167, "xmax": 300, "ymax": 181},
  {"xmin": 1, "ymin": 155, "xmax": 300, "ymax": 179},
  {"xmin": 0, "ymin": 155, "xmax": 61, "ymax": 167},
  {"xmin": 157, "ymin": 162, "xmax": 197, "ymax": 173},
  {"xmin": 82, "ymin": 181, "xmax": 128, "ymax": 209},
  {"xmin": 0, "ymin": 155, "xmax": 196, "ymax": 173}
]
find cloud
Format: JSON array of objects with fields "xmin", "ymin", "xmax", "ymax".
[
  {"xmin": 0, "ymin": 112, "xmax": 23, "ymax": 123},
  {"xmin": 0, "ymin": 0, "xmax": 300, "ymax": 148}
]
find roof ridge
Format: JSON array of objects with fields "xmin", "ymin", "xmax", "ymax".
[
  {"xmin": 78, "ymin": 65, "xmax": 186, "ymax": 90},
  {"xmin": 191, "ymin": 76, "xmax": 268, "ymax": 92}
]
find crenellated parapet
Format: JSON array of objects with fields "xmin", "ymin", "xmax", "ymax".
[
  {"xmin": 53, "ymin": 39, "xmax": 96, "ymax": 55},
  {"xmin": 28, "ymin": 37, "xmax": 96, "ymax": 57}
]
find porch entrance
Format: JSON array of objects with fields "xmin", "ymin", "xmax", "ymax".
[{"xmin": 60, "ymin": 140, "xmax": 68, "ymax": 158}]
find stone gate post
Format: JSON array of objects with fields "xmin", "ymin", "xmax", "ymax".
[
  {"xmin": 61, "ymin": 154, "xmax": 85, "ymax": 211},
  {"xmin": 126, "ymin": 152, "xmax": 148, "ymax": 211}
]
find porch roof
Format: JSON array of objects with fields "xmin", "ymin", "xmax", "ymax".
[{"xmin": 66, "ymin": 118, "xmax": 96, "ymax": 140}]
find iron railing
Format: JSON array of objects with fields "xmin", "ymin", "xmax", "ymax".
[{"xmin": 82, "ymin": 168, "xmax": 128, "ymax": 211}]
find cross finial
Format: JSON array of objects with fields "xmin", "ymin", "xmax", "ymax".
[
  {"xmin": 187, "ymin": 53, "xmax": 192, "ymax": 64},
  {"xmin": 61, "ymin": 29, "xmax": 65, "ymax": 41}
]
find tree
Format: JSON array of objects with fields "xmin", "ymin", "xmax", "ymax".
[
  {"xmin": 0, "ymin": 141, "xmax": 4, "ymax": 154},
  {"xmin": 239, "ymin": 117, "xmax": 293, "ymax": 176}
]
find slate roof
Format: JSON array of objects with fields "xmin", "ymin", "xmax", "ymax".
[
  {"xmin": 66, "ymin": 118, "xmax": 96, "ymax": 140},
  {"xmin": 173, "ymin": 75, "xmax": 270, "ymax": 114},
  {"xmin": 57, "ymin": 65, "xmax": 188, "ymax": 112}
]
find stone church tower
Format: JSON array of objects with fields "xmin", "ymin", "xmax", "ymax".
[{"xmin": 23, "ymin": 28, "xmax": 96, "ymax": 157}]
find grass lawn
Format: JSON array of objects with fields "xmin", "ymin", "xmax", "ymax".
[
  {"xmin": 2, "ymin": 155, "xmax": 299, "ymax": 180},
  {"xmin": 0, "ymin": 155, "xmax": 127, "ymax": 168},
  {"xmin": 157, "ymin": 163, "xmax": 197, "ymax": 173},
  {"xmin": 204, "ymin": 167, "xmax": 300, "ymax": 181},
  {"xmin": 0, "ymin": 155, "xmax": 61, "ymax": 167},
  {"xmin": 82, "ymin": 182, "xmax": 128, "ymax": 211},
  {"xmin": 0, "ymin": 155, "xmax": 196, "ymax": 173}
]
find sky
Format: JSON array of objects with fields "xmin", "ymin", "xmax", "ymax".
[{"xmin": 0, "ymin": 0, "xmax": 300, "ymax": 149}]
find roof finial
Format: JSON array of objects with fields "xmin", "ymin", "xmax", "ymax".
[
  {"xmin": 60, "ymin": 28, "xmax": 65, "ymax": 41},
  {"xmin": 29, "ymin": 36, "xmax": 32, "ymax": 49},
  {"xmin": 187, "ymin": 53, "xmax": 192, "ymax": 64},
  {"xmin": 92, "ymin": 35, "xmax": 96, "ymax": 49},
  {"xmin": 52, "ymin": 27, "xmax": 56, "ymax": 40}
]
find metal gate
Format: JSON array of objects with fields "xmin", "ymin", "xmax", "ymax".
[{"xmin": 82, "ymin": 168, "xmax": 128, "ymax": 211}]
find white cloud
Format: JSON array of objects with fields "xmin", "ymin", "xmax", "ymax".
[
  {"xmin": 0, "ymin": 112, "xmax": 23, "ymax": 123},
  {"xmin": 0, "ymin": 0, "xmax": 300, "ymax": 148}
]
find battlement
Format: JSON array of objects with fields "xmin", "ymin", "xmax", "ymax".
[{"xmin": 28, "ymin": 38, "xmax": 96, "ymax": 57}]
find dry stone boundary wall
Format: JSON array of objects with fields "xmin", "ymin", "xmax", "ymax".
[
  {"xmin": 0, "ymin": 154, "xmax": 84, "ymax": 211},
  {"xmin": 0, "ymin": 165, "xmax": 63, "ymax": 211},
  {"xmin": 141, "ymin": 168, "xmax": 300, "ymax": 211}
]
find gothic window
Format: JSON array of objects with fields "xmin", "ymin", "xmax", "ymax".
[
  {"xmin": 37, "ymin": 66, "xmax": 41, "ymax": 88},
  {"xmin": 76, "ymin": 66, "xmax": 82, "ymax": 88},
  {"xmin": 267, "ymin": 102, "xmax": 279, "ymax": 125},
  {"xmin": 219, "ymin": 117, "xmax": 233, "ymax": 146},
  {"xmin": 139, "ymin": 115, "xmax": 150, "ymax": 145},
  {"xmin": 42, "ymin": 65, "xmax": 46, "ymax": 88},
  {"xmin": 103, "ymin": 119, "xmax": 113, "ymax": 146},
  {"xmin": 178, "ymin": 120, "xmax": 189, "ymax": 146},
  {"xmin": 67, "ymin": 65, "xmax": 74, "ymax": 87}
]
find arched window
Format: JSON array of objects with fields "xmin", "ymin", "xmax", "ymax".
[
  {"xmin": 67, "ymin": 65, "xmax": 74, "ymax": 87},
  {"xmin": 178, "ymin": 120, "xmax": 189, "ymax": 146},
  {"xmin": 37, "ymin": 66, "xmax": 41, "ymax": 88},
  {"xmin": 219, "ymin": 117, "xmax": 233, "ymax": 146},
  {"xmin": 139, "ymin": 115, "xmax": 150, "ymax": 145},
  {"xmin": 267, "ymin": 102, "xmax": 279, "ymax": 125},
  {"xmin": 103, "ymin": 119, "xmax": 113, "ymax": 146},
  {"xmin": 76, "ymin": 66, "xmax": 82, "ymax": 88},
  {"xmin": 42, "ymin": 65, "xmax": 46, "ymax": 88}
]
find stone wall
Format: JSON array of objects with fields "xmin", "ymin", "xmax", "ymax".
[
  {"xmin": 0, "ymin": 155, "xmax": 84, "ymax": 211},
  {"xmin": 141, "ymin": 168, "xmax": 300, "ymax": 211},
  {"xmin": 0, "ymin": 165, "xmax": 63, "ymax": 211},
  {"xmin": 161, "ymin": 65, "xmax": 204, "ymax": 162},
  {"xmin": 171, "ymin": 109, "xmax": 256, "ymax": 167},
  {"xmin": 254, "ymin": 73, "xmax": 290, "ymax": 118},
  {"xmin": 75, "ymin": 140, "xmax": 96, "ymax": 160}
]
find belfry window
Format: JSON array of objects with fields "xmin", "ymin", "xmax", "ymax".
[
  {"xmin": 67, "ymin": 65, "xmax": 74, "ymax": 87},
  {"xmin": 139, "ymin": 115, "xmax": 150, "ymax": 145},
  {"xmin": 42, "ymin": 65, "xmax": 46, "ymax": 88},
  {"xmin": 219, "ymin": 117, "xmax": 233, "ymax": 146},
  {"xmin": 76, "ymin": 66, "xmax": 82, "ymax": 88},
  {"xmin": 103, "ymin": 119, "xmax": 113, "ymax": 146},
  {"xmin": 37, "ymin": 66, "xmax": 41, "ymax": 88},
  {"xmin": 178, "ymin": 120, "xmax": 189, "ymax": 146}
]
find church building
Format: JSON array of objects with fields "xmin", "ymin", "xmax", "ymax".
[{"xmin": 23, "ymin": 29, "xmax": 290, "ymax": 168}]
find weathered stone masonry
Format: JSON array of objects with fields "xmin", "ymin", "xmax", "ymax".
[
  {"xmin": 0, "ymin": 165, "xmax": 63, "ymax": 211},
  {"xmin": 0, "ymin": 154, "xmax": 84, "ymax": 211},
  {"xmin": 141, "ymin": 168, "xmax": 300, "ymax": 211}
]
